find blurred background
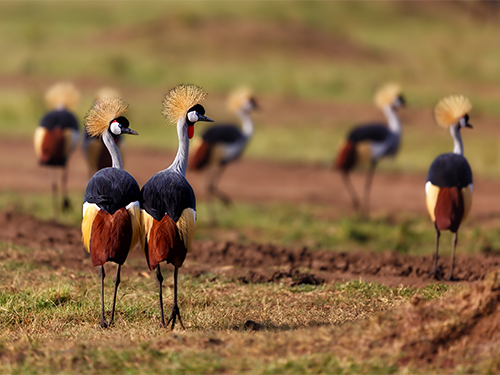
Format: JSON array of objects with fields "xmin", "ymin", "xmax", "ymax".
[{"xmin": 2, "ymin": 1, "xmax": 500, "ymax": 253}]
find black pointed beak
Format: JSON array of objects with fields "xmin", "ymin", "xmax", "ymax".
[
  {"xmin": 198, "ymin": 114, "xmax": 214, "ymax": 122},
  {"xmin": 465, "ymin": 123, "xmax": 473, "ymax": 129},
  {"xmin": 121, "ymin": 127, "xmax": 139, "ymax": 135}
]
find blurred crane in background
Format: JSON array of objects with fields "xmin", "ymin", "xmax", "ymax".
[
  {"xmin": 425, "ymin": 95, "xmax": 473, "ymax": 281},
  {"xmin": 82, "ymin": 87, "xmax": 125, "ymax": 177},
  {"xmin": 189, "ymin": 87, "xmax": 257, "ymax": 222},
  {"xmin": 334, "ymin": 83, "xmax": 405, "ymax": 216},
  {"xmin": 81, "ymin": 97, "xmax": 140, "ymax": 328},
  {"xmin": 33, "ymin": 82, "xmax": 80, "ymax": 215},
  {"xmin": 140, "ymin": 84, "xmax": 213, "ymax": 329}
]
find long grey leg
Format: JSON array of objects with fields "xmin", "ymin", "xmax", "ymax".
[
  {"xmin": 428, "ymin": 225, "xmax": 441, "ymax": 279},
  {"xmin": 50, "ymin": 168, "xmax": 58, "ymax": 217},
  {"xmin": 447, "ymin": 232, "xmax": 458, "ymax": 281},
  {"xmin": 156, "ymin": 265, "xmax": 166, "ymax": 328},
  {"xmin": 341, "ymin": 172, "xmax": 360, "ymax": 211},
  {"xmin": 109, "ymin": 264, "xmax": 121, "ymax": 326},
  {"xmin": 167, "ymin": 266, "xmax": 185, "ymax": 330},
  {"xmin": 62, "ymin": 166, "xmax": 71, "ymax": 211},
  {"xmin": 363, "ymin": 161, "xmax": 377, "ymax": 217},
  {"xmin": 98, "ymin": 265, "xmax": 108, "ymax": 328}
]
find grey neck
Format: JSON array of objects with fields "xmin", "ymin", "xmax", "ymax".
[
  {"xmin": 168, "ymin": 117, "xmax": 189, "ymax": 176},
  {"xmin": 238, "ymin": 110, "xmax": 254, "ymax": 137},
  {"xmin": 450, "ymin": 125, "xmax": 464, "ymax": 155},
  {"xmin": 102, "ymin": 130, "xmax": 123, "ymax": 169},
  {"xmin": 382, "ymin": 105, "xmax": 401, "ymax": 135}
]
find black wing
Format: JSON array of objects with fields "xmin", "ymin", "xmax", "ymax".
[
  {"xmin": 40, "ymin": 109, "xmax": 79, "ymax": 131},
  {"xmin": 348, "ymin": 124, "xmax": 390, "ymax": 143},
  {"xmin": 141, "ymin": 170, "xmax": 196, "ymax": 222},
  {"xmin": 84, "ymin": 168, "xmax": 140, "ymax": 214},
  {"xmin": 202, "ymin": 124, "xmax": 243, "ymax": 144},
  {"xmin": 426, "ymin": 153, "xmax": 473, "ymax": 188}
]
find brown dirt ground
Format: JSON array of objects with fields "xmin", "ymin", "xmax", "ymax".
[
  {"xmin": 2, "ymin": 136, "xmax": 500, "ymax": 288},
  {"xmin": 1, "ymin": 209, "xmax": 499, "ymax": 289}
]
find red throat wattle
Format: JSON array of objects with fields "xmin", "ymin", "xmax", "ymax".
[{"xmin": 188, "ymin": 125, "xmax": 194, "ymax": 139}]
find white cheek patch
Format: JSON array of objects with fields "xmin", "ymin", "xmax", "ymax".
[
  {"xmin": 110, "ymin": 121, "xmax": 121, "ymax": 135},
  {"xmin": 469, "ymin": 183, "xmax": 473, "ymax": 194},
  {"xmin": 459, "ymin": 117, "xmax": 466, "ymax": 127},
  {"xmin": 187, "ymin": 111, "xmax": 198, "ymax": 123}
]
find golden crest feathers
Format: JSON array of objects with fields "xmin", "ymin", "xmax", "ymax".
[
  {"xmin": 374, "ymin": 83, "xmax": 401, "ymax": 108},
  {"xmin": 162, "ymin": 84, "xmax": 208, "ymax": 124},
  {"xmin": 434, "ymin": 95, "xmax": 472, "ymax": 128},
  {"xmin": 85, "ymin": 97, "xmax": 128, "ymax": 138},
  {"xmin": 45, "ymin": 82, "xmax": 81, "ymax": 110},
  {"xmin": 227, "ymin": 87, "xmax": 253, "ymax": 113}
]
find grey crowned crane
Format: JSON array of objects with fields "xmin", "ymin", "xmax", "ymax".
[
  {"xmin": 82, "ymin": 87, "xmax": 125, "ymax": 176},
  {"xmin": 33, "ymin": 82, "xmax": 80, "ymax": 214},
  {"xmin": 188, "ymin": 87, "xmax": 257, "ymax": 207},
  {"xmin": 334, "ymin": 83, "xmax": 405, "ymax": 215},
  {"xmin": 81, "ymin": 97, "xmax": 141, "ymax": 328},
  {"xmin": 140, "ymin": 84, "xmax": 213, "ymax": 329},
  {"xmin": 425, "ymin": 95, "xmax": 473, "ymax": 281}
]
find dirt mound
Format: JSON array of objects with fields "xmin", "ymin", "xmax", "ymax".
[
  {"xmin": 356, "ymin": 274, "xmax": 500, "ymax": 368},
  {"xmin": 2, "ymin": 211, "xmax": 500, "ymax": 288}
]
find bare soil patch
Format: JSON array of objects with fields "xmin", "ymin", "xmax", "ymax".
[{"xmin": 1, "ymin": 210, "xmax": 499, "ymax": 288}]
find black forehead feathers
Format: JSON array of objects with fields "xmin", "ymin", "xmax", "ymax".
[
  {"xmin": 188, "ymin": 104, "xmax": 205, "ymax": 116},
  {"xmin": 398, "ymin": 95, "xmax": 405, "ymax": 105},
  {"xmin": 110, "ymin": 116, "xmax": 130, "ymax": 128},
  {"xmin": 464, "ymin": 114, "xmax": 469, "ymax": 122}
]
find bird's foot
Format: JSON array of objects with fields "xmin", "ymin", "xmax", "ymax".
[
  {"xmin": 446, "ymin": 273, "xmax": 458, "ymax": 282},
  {"xmin": 62, "ymin": 198, "xmax": 71, "ymax": 212},
  {"xmin": 99, "ymin": 318, "xmax": 109, "ymax": 328},
  {"xmin": 427, "ymin": 266, "xmax": 442, "ymax": 280},
  {"xmin": 167, "ymin": 303, "xmax": 185, "ymax": 330}
]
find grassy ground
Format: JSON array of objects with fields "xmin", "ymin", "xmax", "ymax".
[{"xmin": 0, "ymin": 240, "xmax": 451, "ymax": 374}]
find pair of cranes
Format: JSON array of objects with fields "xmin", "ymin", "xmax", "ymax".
[
  {"xmin": 335, "ymin": 85, "xmax": 473, "ymax": 281},
  {"xmin": 82, "ymin": 84, "xmax": 213, "ymax": 329}
]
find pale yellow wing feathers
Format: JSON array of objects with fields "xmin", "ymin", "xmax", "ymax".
[
  {"xmin": 425, "ymin": 183, "xmax": 440, "ymax": 222},
  {"xmin": 462, "ymin": 186, "xmax": 473, "ymax": 222},
  {"xmin": 33, "ymin": 127, "xmax": 46, "ymax": 159},
  {"xmin": 176, "ymin": 208, "xmax": 196, "ymax": 253},
  {"xmin": 140, "ymin": 209, "xmax": 154, "ymax": 254},
  {"xmin": 82, "ymin": 205, "xmax": 99, "ymax": 252},
  {"xmin": 126, "ymin": 202, "xmax": 141, "ymax": 251}
]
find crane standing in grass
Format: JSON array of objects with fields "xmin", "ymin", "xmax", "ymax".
[
  {"xmin": 34, "ymin": 82, "xmax": 80, "ymax": 214},
  {"xmin": 425, "ymin": 95, "xmax": 473, "ymax": 281},
  {"xmin": 189, "ymin": 88, "xmax": 257, "ymax": 211},
  {"xmin": 81, "ymin": 97, "xmax": 141, "ymax": 328},
  {"xmin": 140, "ymin": 84, "xmax": 213, "ymax": 329},
  {"xmin": 82, "ymin": 87, "xmax": 125, "ymax": 177},
  {"xmin": 334, "ymin": 83, "xmax": 405, "ymax": 216}
]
